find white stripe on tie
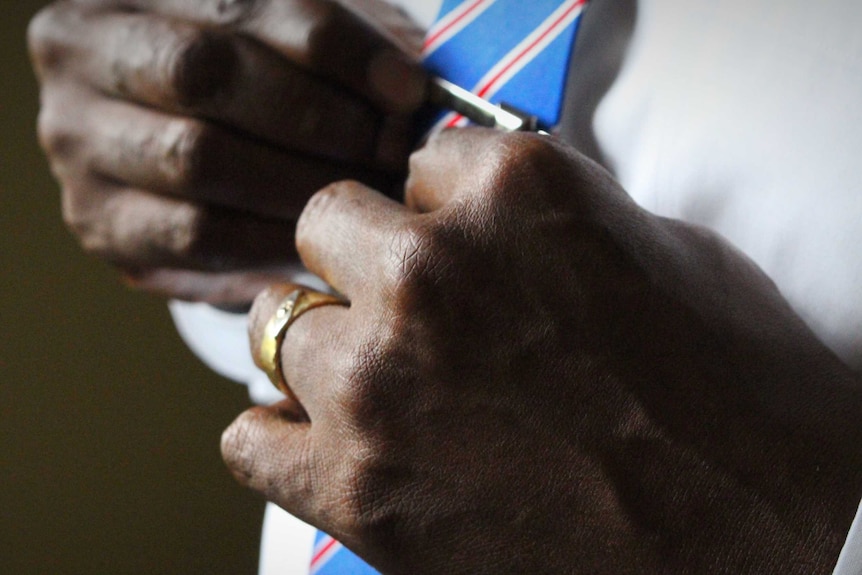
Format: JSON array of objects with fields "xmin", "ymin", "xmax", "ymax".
[{"xmin": 422, "ymin": 0, "xmax": 499, "ymax": 57}]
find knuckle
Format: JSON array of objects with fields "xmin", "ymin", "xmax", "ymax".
[
  {"xmin": 387, "ymin": 222, "xmax": 453, "ymax": 296},
  {"xmin": 325, "ymin": 428, "xmax": 407, "ymax": 543},
  {"xmin": 126, "ymin": 200, "xmax": 207, "ymax": 266},
  {"xmin": 162, "ymin": 28, "xmax": 237, "ymax": 107},
  {"xmin": 61, "ymin": 189, "xmax": 109, "ymax": 257},
  {"xmin": 486, "ymin": 132, "xmax": 557, "ymax": 190},
  {"xmin": 489, "ymin": 132, "xmax": 600, "ymax": 209},
  {"xmin": 159, "ymin": 119, "xmax": 212, "ymax": 190},
  {"xmin": 27, "ymin": 3, "xmax": 73, "ymax": 74},
  {"xmin": 329, "ymin": 328, "xmax": 411, "ymax": 436},
  {"xmin": 340, "ymin": 470, "xmax": 405, "ymax": 545},
  {"xmin": 159, "ymin": 202, "xmax": 207, "ymax": 261},
  {"xmin": 36, "ymin": 107, "xmax": 75, "ymax": 161}
]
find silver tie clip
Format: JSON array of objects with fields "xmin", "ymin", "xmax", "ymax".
[{"xmin": 427, "ymin": 77, "xmax": 543, "ymax": 133}]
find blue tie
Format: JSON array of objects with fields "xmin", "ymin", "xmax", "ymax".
[
  {"xmin": 310, "ymin": 1, "xmax": 586, "ymax": 572},
  {"xmin": 423, "ymin": 0, "xmax": 587, "ymax": 131}
]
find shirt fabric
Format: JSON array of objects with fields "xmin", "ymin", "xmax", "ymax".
[{"xmin": 169, "ymin": 0, "xmax": 862, "ymax": 572}]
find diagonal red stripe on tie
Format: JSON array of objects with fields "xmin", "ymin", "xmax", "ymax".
[
  {"xmin": 423, "ymin": 0, "xmax": 491, "ymax": 52},
  {"xmin": 476, "ymin": 0, "xmax": 586, "ymax": 99},
  {"xmin": 310, "ymin": 536, "xmax": 340, "ymax": 567}
]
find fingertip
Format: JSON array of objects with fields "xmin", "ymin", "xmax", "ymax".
[
  {"xmin": 220, "ymin": 403, "xmax": 312, "ymax": 500},
  {"xmin": 220, "ymin": 406, "xmax": 266, "ymax": 486}
]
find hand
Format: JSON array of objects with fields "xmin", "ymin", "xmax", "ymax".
[
  {"xmin": 227, "ymin": 128, "xmax": 862, "ymax": 573},
  {"xmin": 28, "ymin": 0, "xmax": 428, "ymax": 304}
]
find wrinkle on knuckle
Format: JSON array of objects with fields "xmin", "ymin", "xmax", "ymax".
[
  {"xmin": 343, "ymin": 337, "xmax": 387, "ymax": 402},
  {"xmin": 161, "ymin": 28, "xmax": 238, "ymax": 108},
  {"xmin": 387, "ymin": 223, "xmax": 452, "ymax": 299}
]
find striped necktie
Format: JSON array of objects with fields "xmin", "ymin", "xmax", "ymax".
[
  {"xmin": 424, "ymin": 0, "xmax": 587, "ymax": 131},
  {"xmin": 310, "ymin": 1, "xmax": 586, "ymax": 573}
]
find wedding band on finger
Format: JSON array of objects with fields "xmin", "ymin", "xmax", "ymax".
[{"xmin": 258, "ymin": 288, "xmax": 347, "ymax": 398}]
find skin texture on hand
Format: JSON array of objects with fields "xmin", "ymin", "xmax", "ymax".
[
  {"xmin": 232, "ymin": 128, "xmax": 862, "ymax": 574},
  {"xmin": 28, "ymin": 0, "xmax": 428, "ymax": 304}
]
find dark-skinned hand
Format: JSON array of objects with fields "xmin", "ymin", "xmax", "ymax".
[
  {"xmin": 232, "ymin": 128, "xmax": 862, "ymax": 574},
  {"xmin": 28, "ymin": 0, "xmax": 428, "ymax": 304}
]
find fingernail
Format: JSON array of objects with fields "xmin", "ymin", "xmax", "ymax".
[{"xmin": 368, "ymin": 50, "xmax": 428, "ymax": 114}]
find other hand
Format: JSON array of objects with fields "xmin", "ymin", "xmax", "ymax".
[{"xmin": 28, "ymin": 0, "xmax": 428, "ymax": 303}]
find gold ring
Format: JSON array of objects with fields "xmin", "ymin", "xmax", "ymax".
[{"xmin": 258, "ymin": 288, "xmax": 347, "ymax": 398}]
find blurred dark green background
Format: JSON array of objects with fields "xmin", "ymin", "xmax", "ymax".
[{"xmin": 1, "ymin": 3, "xmax": 263, "ymax": 573}]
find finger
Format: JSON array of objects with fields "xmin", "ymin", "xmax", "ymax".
[
  {"xmin": 221, "ymin": 403, "xmax": 332, "ymax": 527},
  {"xmin": 122, "ymin": 268, "xmax": 295, "ymax": 305},
  {"xmin": 296, "ymin": 180, "xmax": 413, "ymax": 299},
  {"xmin": 248, "ymin": 283, "xmax": 349, "ymax": 419},
  {"xmin": 30, "ymin": 3, "xmax": 388, "ymax": 164},
  {"xmin": 122, "ymin": 0, "xmax": 429, "ymax": 114},
  {"xmin": 61, "ymin": 180, "xmax": 298, "ymax": 271},
  {"xmin": 75, "ymin": 96, "xmax": 393, "ymax": 219},
  {"xmin": 405, "ymin": 128, "xmax": 509, "ymax": 213}
]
